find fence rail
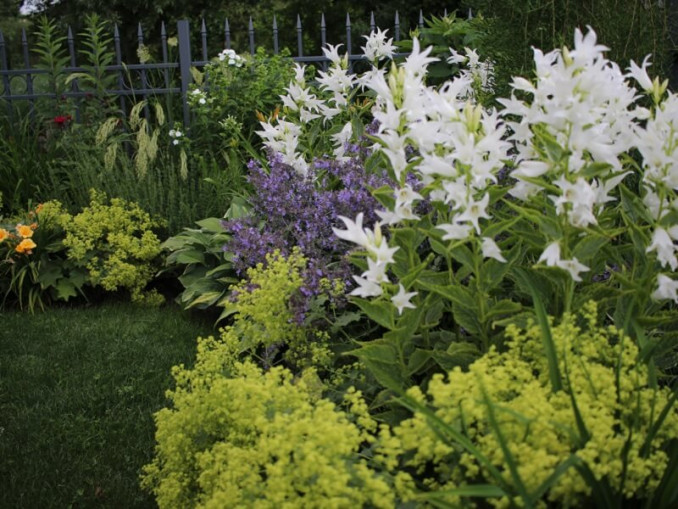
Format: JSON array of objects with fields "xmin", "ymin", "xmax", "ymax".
[{"xmin": 0, "ymin": 10, "xmax": 441, "ymax": 127}]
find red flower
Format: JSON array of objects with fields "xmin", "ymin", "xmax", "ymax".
[{"xmin": 53, "ymin": 115, "xmax": 73, "ymax": 127}]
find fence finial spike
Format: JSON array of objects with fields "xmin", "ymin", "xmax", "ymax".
[
  {"xmin": 444, "ymin": 8, "xmax": 448, "ymax": 17},
  {"xmin": 249, "ymin": 16, "xmax": 254, "ymax": 30},
  {"xmin": 468, "ymin": 8, "xmax": 473, "ymax": 19},
  {"xmin": 67, "ymin": 25, "xmax": 74, "ymax": 40},
  {"xmin": 224, "ymin": 18, "xmax": 230, "ymax": 31},
  {"xmin": 370, "ymin": 11, "xmax": 375, "ymax": 32},
  {"xmin": 138, "ymin": 23, "xmax": 143, "ymax": 37},
  {"xmin": 160, "ymin": 21, "xmax": 166, "ymax": 36},
  {"xmin": 114, "ymin": 24, "xmax": 120, "ymax": 37},
  {"xmin": 297, "ymin": 14, "xmax": 302, "ymax": 28},
  {"xmin": 21, "ymin": 27, "xmax": 27, "ymax": 43},
  {"xmin": 321, "ymin": 12, "xmax": 326, "ymax": 28},
  {"xmin": 273, "ymin": 14, "xmax": 277, "ymax": 29},
  {"xmin": 346, "ymin": 12, "xmax": 351, "ymax": 26}
]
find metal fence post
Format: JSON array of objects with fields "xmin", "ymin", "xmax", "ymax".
[
  {"xmin": 177, "ymin": 19, "xmax": 192, "ymax": 128},
  {"xmin": 0, "ymin": 30, "xmax": 13, "ymax": 122}
]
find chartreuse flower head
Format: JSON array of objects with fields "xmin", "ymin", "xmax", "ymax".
[{"xmin": 379, "ymin": 302, "xmax": 678, "ymax": 506}]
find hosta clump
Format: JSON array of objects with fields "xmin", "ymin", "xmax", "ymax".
[
  {"xmin": 224, "ymin": 151, "xmax": 392, "ymax": 320},
  {"xmin": 381, "ymin": 302, "xmax": 678, "ymax": 507}
]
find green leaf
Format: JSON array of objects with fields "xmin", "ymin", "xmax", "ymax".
[
  {"xmin": 512, "ymin": 267, "xmax": 563, "ymax": 392},
  {"xmin": 37, "ymin": 263, "xmax": 62, "ymax": 288},
  {"xmin": 172, "ymin": 249, "xmax": 206, "ymax": 265},
  {"xmin": 418, "ymin": 281, "xmax": 473, "ymax": 308},
  {"xmin": 480, "ymin": 385, "xmax": 531, "ymax": 505},
  {"xmin": 352, "ymin": 298, "xmax": 396, "ymax": 330},
  {"xmin": 430, "ymin": 342, "xmax": 480, "ymax": 370},
  {"xmin": 185, "ymin": 291, "xmax": 223, "ymax": 309},
  {"xmin": 350, "ymin": 340, "xmax": 405, "ymax": 392},
  {"xmin": 195, "ymin": 217, "xmax": 227, "ymax": 232},
  {"xmin": 486, "ymin": 299, "xmax": 522, "ymax": 321},
  {"xmin": 572, "ymin": 235, "xmax": 610, "ymax": 263},
  {"xmin": 54, "ymin": 279, "xmax": 78, "ymax": 301},
  {"xmin": 407, "ymin": 348, "xmax": 432, "ymax": 376}
]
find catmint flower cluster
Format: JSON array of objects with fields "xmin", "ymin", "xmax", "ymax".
[{"xmin": 223, "ymin": 152, "xmax": 393, "ymax": 322}]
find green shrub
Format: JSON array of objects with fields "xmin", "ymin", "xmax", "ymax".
[
  {"xmin": 0, "ymin": 200, "xmax": 87, "ymax": 311},
  {"xmin": 61, "ymin": 189, "xmax": 164, "ymax": 305},
  {"xmin": 141, "ymin": 361, "xmax": 393, "ymax": 508},
  {"xmin": 382, "ymin": 302, "xmax": 678, "ymax": 507}
]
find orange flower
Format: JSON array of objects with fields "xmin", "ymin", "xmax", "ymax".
[
  {"xmin": 16, "ymin": 224, "xmax": 34, "ymax": 238},
  {"xmin": 29, "ymin": 222, "xmax": 38, "ymax": 230},
  {"xmin": 15, "ymin": 238, "xmax": 37, "ymax": 254},
  {"xmin": 0, "ymin": 228, "xmax": 9, "ymax": 242},
  {"xmin": 35, "ymin": 203, "xmax": 44, "ymax": 214}
]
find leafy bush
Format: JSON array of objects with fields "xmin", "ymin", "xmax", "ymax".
[
  {"xmin": 188, "ymin": 46, "xmax": 296, "ymax": 150},
  {"xmin": 61, "ymin": 190, "xmax": 164, "ymax": 305},
  {"xmin": 383, "ymin": 302, "xmax": 678, "ymax": 507},
  {"xmin": 141, "ymin": 250, "xmax": 393, "ymax": 507},
  {"xmin": 0, "ymin": 200, "xmax": 86, "ymax": 311}
]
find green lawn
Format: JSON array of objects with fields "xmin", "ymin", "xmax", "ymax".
[{"xmin": 0, "ymin": 302, "xmax": 214, "ymax": 508}]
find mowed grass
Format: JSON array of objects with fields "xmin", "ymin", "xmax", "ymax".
[{"xmin": 0, "ymin": 302, "xmax": 214, "ymax": 508}]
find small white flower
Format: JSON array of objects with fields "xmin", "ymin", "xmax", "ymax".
[
  {"xmin": 333, "ymin": 213, "xmax": 370, "ymax": 248},
  {"xmin": 538, "ymin": 242, "xmax": 561, "ymax": 266},
  {"xmin": 168, "ymin": 129, "xmax": 176, "ymax": 137},
  {"xmin": 652, "ymin": 274, "xmax": 678, "ymax": 303},
  {"xmin": 361, "ymin": 258, "xmax": 390, "ymax": 285},
  {"xmin": 350, "ymin": 275, "xmax": 383, "ymax": 297},
  {"xmin": 198, "ymin": 97, "xmax": 206, "ymax": 105},
  {"xmin": 437, "ymin": 221, "xmax": 472, "ymax": 241},
  {"xmin": 172, "ymin": 139, "xmax": 179, "ymax": 146},
  {"xmin": 481, "ymin": 237, "xmax": 506, "ymax": 263},
  {"xmin": 456, "ymin": 193, "xmax": 491, "ymax": 234},
  {"xmin": 556, "ymin": 257, "xmax": 590, "ymax": 282},
  {"xmin": 646, "ymin": 227, "xmax": 678, "ymax": 270},
  {"xmin": 391, "ymin": 284, "xmax": 417, "ymax": 315},
  {"xmin": 627, "ymin": 55, "xmax": 653, "ymax": 92}
]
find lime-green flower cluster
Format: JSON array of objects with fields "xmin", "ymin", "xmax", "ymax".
[
  {"xmin": 227, "ymin": 248, "xmax": 331, "ymax": 369},
  {"xmin": 142, "ymin": 359, "xmax": 394, "ymax": 508},
  {"xmin": 61, "ymin": 190, "xmax": 163, "ymax": 305},
  {"xmin": 380, "ymin": 302, "xmax": 678, "ymax": 506}
]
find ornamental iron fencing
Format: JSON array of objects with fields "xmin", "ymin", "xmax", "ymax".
[{"xmin": 0, "ymin": 10, "xmax": 447, "ymax": 128}]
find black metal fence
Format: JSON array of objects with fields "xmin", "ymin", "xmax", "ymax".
[{"xmin": 0, "ymin": 10, "xmax": 435, "ymax": 127}]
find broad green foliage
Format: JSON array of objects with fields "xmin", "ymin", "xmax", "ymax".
[
  {"xmin": 141, "ymin": 361, "xmax": 393, "ymax": 509},
  {"xmin": 0, "ymin": 200, "xmax": 87, "ymax": 310},
  {"xmin": 383, "ymin": 302, "xmax": 678, "ymax": 507},
  {"xmin": 161, "ymin": 199, "xmax": 250, "ymax": 320},
  {"xmin": 62, "ymin": 190, "xmax": 163, "ymax": 304}
]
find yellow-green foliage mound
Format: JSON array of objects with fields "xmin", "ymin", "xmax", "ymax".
[
  {"xmin": 141, "ymin": 359, "xmax": 393, "ymax": 508},
  {"xmin": 142, "ymin": 250, "xmax": 392, "ymax": 508},
  {"xmin": 383, "ymin": 302, "xmax": 678, "ymax": 507}
]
